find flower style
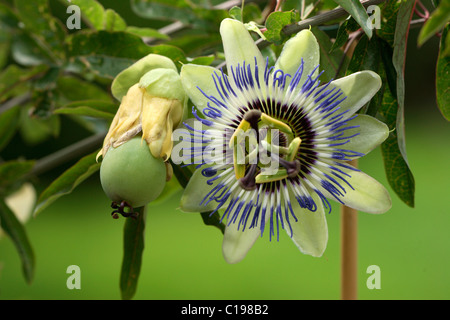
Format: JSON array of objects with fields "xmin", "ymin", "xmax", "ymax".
[{"xmin": 178, "ymin": 19, "xmax": 391, "ymax": 263}]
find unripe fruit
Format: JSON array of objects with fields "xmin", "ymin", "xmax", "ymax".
[{"xmin": 100, "ymin": 136, "xmax": 166, "ymax": 210}]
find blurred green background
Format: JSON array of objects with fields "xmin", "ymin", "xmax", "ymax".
[{"xmin": 0, "ymin": 0, "xmax": 449, "ymax": 300}]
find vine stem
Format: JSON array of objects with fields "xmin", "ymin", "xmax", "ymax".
[{"xmin": 340, "ymin": 159, "xmax": 358, "ymax": 300}]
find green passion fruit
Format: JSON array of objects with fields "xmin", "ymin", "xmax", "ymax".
[{"xmin": 100, "ymin": 136, "xmax": 166, "ymax": 218}]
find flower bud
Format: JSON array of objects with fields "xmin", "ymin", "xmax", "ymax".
[
  {"xmin": 97, "ymin": 55, "xmax": 187, "ymax": 162},
  {"xmin": 139, "ymin": 68, "xmax": 186, "ymax": 160}
]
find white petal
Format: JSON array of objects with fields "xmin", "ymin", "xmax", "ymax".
[
  {"xmin": 343, "ymin": 114, "xmax": 389, "ymax": 156},
  {"xmin": 275, "ymin": 29, "xmax": 320, "ymax": 87},
  {"xmin": 321, "ymin": 168, "xmax": 391, "ymax": 214},
  {"xmin": 220, "ymin": 19, "xmax": 266, "ymax": 83},
  {"xmin": 180, "ymin": 64, "xmax": 217, "ymax": 116},
  {"xmin": 179, "ymin": 167, "xmax": 222, "ymax": 213},
  {"xmin": 288, "ymin": 190, "xmax": 328, "ymax": 257},
  {"xmin": 323, "ymin": 71, "xmax": 382, "ymax": 118},
  {"xmin": 222, "ymin": 222, "xmax": 262, "ymax": 264}
]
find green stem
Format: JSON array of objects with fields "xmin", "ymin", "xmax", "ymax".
[{"xmin": 120, "ymin": 205, "xmax": 147, "ymax": 300}]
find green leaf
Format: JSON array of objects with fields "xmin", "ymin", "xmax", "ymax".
[
  {"xmin": 230, "ymin": 3, "xmax": 263, "ymax": 23},
  {"xmin": 379, "ymin": 37, "xmax": 397, "ymax": 98},
  {"xmin": 33, "ymin": 151, "xmax": 101, "ymax": 216},
  {"xmin": 311, "ymin": 27, "xmax": 348, "ymax": 82},
  {"xmin": 130, "ymin": 0, "xmax": 197, "ymax": 25},
  {"xmin": 0, "ymin": 105, "xmax": 21, "ymax": 151},
  {"xmin": 187, "ymin": 54, "xmax": 216, "ymax": 66},
  {"xmin": 19, "ymin": 105, "xmax": 60, "ymax": 146},
  {"xmin": 329, "ymin": 17, "xmax": 360, "ymax": 53},
  {"xmin": 418, "ymin": 0, "xmax": 450, "ymax": 46},
  {"xmin": 201, "ymin": 211, "xmax": 225, "ymax": 234},
  {"xmin": 436, "ymin": 24, "xmax": 450, "ymax": 121},
  {"xmin": 229, "ymin": 6, "xmax": 242, "ymax": 21},
  {"xmin": 392, "ymin": 0, "xmax": 415, "ymax": 169},
  {"xmin": 333, "ymin": 0, "xmax": 373, "ymax": 39},
  {"xmin": 375, "ymin": 0, "xmax": 416, "ymax": 208},
  {"xmin": 379, "ymin": 78, "xmax": 415, "ymax": 207},
  {"xmin": 264, "ymin": 11, "xmax": 296, "ymax": 45},
  {"xmin": 0, "ymin": 64, "xmax": 47, "ymax": 102},
  {"xmin": 14, "ymin": 0, "xmax": 66, "ymax": 62},
  {"xmin": 346, "ymin": 34, "xmax": 381, "ymax": 75},
  {"xmin": 120, "ymin": 206, "xmax": 146, "ymax": 300},
  {"xmin": 63, "ymin": 0, "xmax": 105, "ymax": 30},
  {"xmin": 61, "ymin": 0, "xmax": 128, "ymax": 32},
  {"xmin": 11, "ymin": 32, "xmax": 53, "ymax": 66},
  {"xmin": 68, "ymin": 31, "xmax": 187, "ymax": 78},
  {"xmin": 56, "ymin": 76, "xmax": 112, "ymax": 102},
  {"xmin": 125, "ymin": 26, "xmax": 169, "ymax": 40},
  {"xmin": 346, "ymin": 34, "xmax": 382, "ymax": 115},
  {"xmin": 0, "ymin": 199, "xmax": 35, "ymax": 284},
  {"xmin": 54, "ymin": 100, "xmax": 118, "ymax": 119},
  {"xmin": 148, "ymin": 175, "xmax": 182, "ymax": 206},
  {"xmin": 104, "ymin": 9, "xmax": 127, "ymax": 31},
  {"xmin": 0, "ymin": 160, "xmax": 35, "ymax": 196},
  {"xmin": 0, "ymin": 28, "xmax": 11, "ymax": 69},
  {"xmin": 171, "ymin": 162, "xmax": 225, "ymax": 234},
  {"xmin": 377, "ymin": 0, "xmax": 401, "ymax": 46}
]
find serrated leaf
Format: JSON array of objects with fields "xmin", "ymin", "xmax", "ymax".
[
  {"xmin": 436, "ymin": 24, "xmax": 450, "ymax": 121},
  {"xmin": 333, "ymin": 0, "xmax": 373, "ymax": 39},
  {"xmin": 120, "ymin": 206, "xmax": 146, "ymax": 300},
  {"xmin": 0, "ymin": 199, "xmax": 35, "ymax": 284},
  {"xmin": 33, "ymin": 151, "xmax": 101, "ymax": 216},
  {"xmin": 418, "ymin": 0, "xmax": 450, "ymax": 46}
]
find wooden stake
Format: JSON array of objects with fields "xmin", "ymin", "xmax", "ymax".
[{"xmin": 340, "ymin": 159, "xmax": 358, "ymax": 300}]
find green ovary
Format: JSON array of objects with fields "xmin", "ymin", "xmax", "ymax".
[{"xmin": 100, "ymin": 136, "xmax": 166, "ymax": 208}]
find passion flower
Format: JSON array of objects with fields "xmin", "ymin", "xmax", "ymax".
[{"xmin": 178, "ymin": 19, "xmax": 391, "ymax": 263}]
